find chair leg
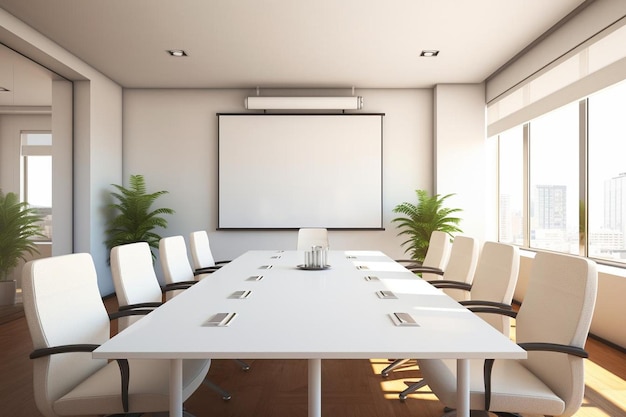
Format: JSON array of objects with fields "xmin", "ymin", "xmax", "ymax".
[
  {"xmin": 233, "ymin": 358, "xmax": 250, "ymax": 371},
  {"xmin": 381, "ymin": 358, "xmax": 412, "ymax": 377},
  {"xmin": 202, "ymin": 379, "xmax": 232, "ymax": 401},
  {"xmin": 399, "ymin": 378, "xmax": 428, "ymax": 400}
]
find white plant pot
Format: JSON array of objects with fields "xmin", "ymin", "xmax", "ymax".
[{"xmin": 0, "ymin": 280, "xmax": 17, "ymax": 306}]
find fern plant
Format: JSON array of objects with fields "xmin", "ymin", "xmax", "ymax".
[
  {"xmin": 0, "ymin": 190, "xmax": 45, "ymax": 281},
  {"xmin": 392, "ymin": 189, "xmax": 463, "ymax": 262},
  {"xmin": 105, "ymin": 174, "xmax": 174, "ymax": 259}
]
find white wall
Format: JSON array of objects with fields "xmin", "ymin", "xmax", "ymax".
[
  {"xmin": 73, "ymin": 79, "xmax": 123, "ymax": 295},
  {"xmin": 51, "ymin": 79, "xmax": 73, "ymax": 256},
  {"xmin": 122, "ymin": 88, "xmax": 433, "ymax": 278},
  {"xmin": 433, "ymin": 84, "xmax": 490, "ymax": 242}
]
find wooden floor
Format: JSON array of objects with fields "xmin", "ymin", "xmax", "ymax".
[{"xmin": 1, "ymin": 297, "xmax": 625, "ymax": 417}]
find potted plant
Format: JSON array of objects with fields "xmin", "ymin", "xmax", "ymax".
[
  {"xmin": 105, "ymin": 174, "xmax": 174, "ymax": 260},
  {"xmin": 0, "ymin": 190, "xmax": 45, "ymax": 305},
  {"xmin": 392, "ymin": 189, "xmax": 463, "ymax": 263}
]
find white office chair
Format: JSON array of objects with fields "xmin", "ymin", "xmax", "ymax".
[
  {"xmin": 160, "ymin": 235, "xmax": 201, "ymax": 300},
  {"xmin": 382, "ymin": 235, "xmax": 477, "ymax": 378},
  {"xmin": 159, "ymin": 235, "xmax": 250, "ymax": 372},
  {"xmin": 418, "ymin": 252, "xmax": 597, "ymax": 416},
  {"xmin": 111, "ymin": 241, "xmax": 233, "ymax": 400},
  {"xmin": 110, "ymin": 241, "xmax": 177, "ymax": 330},
  {"xmin": 22, "ymin": 252, "xmax": 210, "ymax": 417},
  {"xmin": 397, "ymin": 241, "xmax": 520, "ymax": 399},
  {"xmin": 297, "ymin": 228, "xmax": 329, "ymax": 250},
  {"xmin": 431, "ymin": 241, "xmax": 519, "ymax": 333},
  {"xmin": 189, "ymin": 230, "xmax": 230, "ymax": 275},
  {"xmin": 383, "ymin": 239, "xmax": 510, "ymax": 379},
  {"xmin": 397, "ymin": 230, "xmax": 452, "ymax": 281},
  {"xmin": 413, "ymin": 235, "xmax": 480, "ymax": 301}
]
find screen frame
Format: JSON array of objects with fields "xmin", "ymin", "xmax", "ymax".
[{"xmin": 216, "ymin": 112, "xmax": 385, "ymax": 230}]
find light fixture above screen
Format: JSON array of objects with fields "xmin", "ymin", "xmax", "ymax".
[{"xmin": 244, "ymin": 96, "xmax": 363, "ymax": 110}]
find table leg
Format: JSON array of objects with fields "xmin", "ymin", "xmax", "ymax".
[
  {"xmin": 308, "ymin": 358, "xmax": 322, "ymax": 417},
  {"xmin": 170, "ymin": 359, "xmax": 183, "ymax": 417},
  {"xmin": 456, "ymin": 359, "xmax": 470, "ymax": 417}
]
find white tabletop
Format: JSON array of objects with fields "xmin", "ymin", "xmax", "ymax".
[{"xmin": 95, "ymin": 250, "xmax": 525, "ymax": 361}]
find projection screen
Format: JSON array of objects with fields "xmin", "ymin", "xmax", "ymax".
[{"xmin": 218, "ymin": 113, "xmax": 384, "ymax": 229}]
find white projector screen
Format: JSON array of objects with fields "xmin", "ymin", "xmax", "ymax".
[{"xmin": 218, "ymin": 113, "xmax": 384, "ymax": 229}]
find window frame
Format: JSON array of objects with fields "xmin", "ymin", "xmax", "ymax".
[{"xmin": 495, "ymin": 93, "xmax": 626, "ymax": 267}]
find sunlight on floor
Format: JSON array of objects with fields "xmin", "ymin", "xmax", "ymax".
[
  {"xmin": 582, "ymin": 359, "xmax": 626, "ymax": 416},
  {"xmin": 370, "ymin": 358, "xmax": 440, "ymax": 401},
  {"xmin": 576, "ymin": 397, "xmax": 614, "ymax": 417},
  {"xmin": 368, "ymin": 357, "xmax": 626, "ymax": 417}
]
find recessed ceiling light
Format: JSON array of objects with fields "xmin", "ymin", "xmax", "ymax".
[
  {"xmin": 420, "ymin": 50, "xmax": 440, "ymax": 57},
  {"xmin": 167, "ymin": 49, "xmax": 188, "ymax": 57},
  {"xmin": 0, "ymin": 87, "xmax": 9, "ymax": 92}
]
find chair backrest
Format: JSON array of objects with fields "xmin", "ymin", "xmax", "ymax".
[
  {"xmin": 22, "ymin": 253, "xmax": 110, "ymax": 417},
  {"xmin": 420, "ymin": 230, "xmax": 452, "ymax": 280},
  {"xmin": 159, "ymin": 235, "xmax": 195, "ymax": 299},
  {"xmin": 469, "ymin": 241, "xmax": 520, "ymax": 334},
  {"xmin": 516, "ymin": 252, "xmax": 597, "ymax": 417},
  {"xmin": 110, "ymin": 242, "xmax": 163, "ymax": 330},
  {"xmin": 189, "ymin": 230, "xmax": 216, "ymax": 270},
  {"xmin": 440, "ymin": 235, "xmax": 480, "ymax": 300},
  {"xmin": 297, "ymin": 228, "xmax": 329, "ymax": 250}
]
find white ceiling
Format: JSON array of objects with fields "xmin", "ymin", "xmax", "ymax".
[{"xmin": 0, "ymin": 0, "xmax": 587, "ymax": 89}]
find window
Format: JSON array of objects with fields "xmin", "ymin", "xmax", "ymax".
[
  {"xmin": 21, "ymin": 132, "xmax": 52, "ymax": 241},
  {"xmin": 588, "ymin": 80, "xmax": 626, "ymax": 263},
  {"xmin": 498, "ymin": 126, "xmax": 524, "ymax": 245},
  {"xmin": 496, "ymin": 79, "xmax": 626, "ymax": 266},
  {"xmin": 528, "ymin": 103, "xmax": 579, "ymax": 255}
]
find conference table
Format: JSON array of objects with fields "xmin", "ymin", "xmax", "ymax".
[{"xmin": 94, "ymin": 250, "xmax": 526, "ymax": 417}]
